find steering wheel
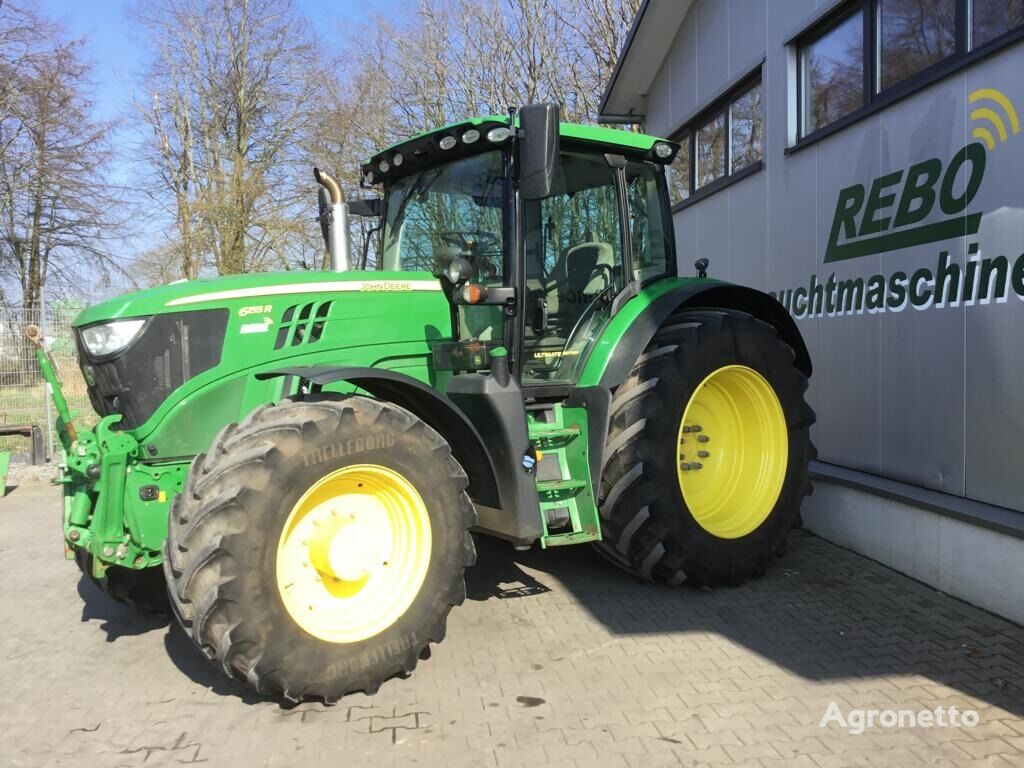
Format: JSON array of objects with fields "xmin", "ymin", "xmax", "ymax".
[{"xmin": 439, "ymin": 230, "xmax": 500, "ymax": 254}]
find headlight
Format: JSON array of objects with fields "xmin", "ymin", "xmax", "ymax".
[{"xmin": 80, "ymin": 319, "xmax": 147, "ymax": 357}]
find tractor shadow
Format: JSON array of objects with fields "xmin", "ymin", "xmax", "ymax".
[
  {"xmin": 466, "ymin": 530, "xmax": 1024, "ymax": 718},
  {"xmin": 76, "ymin": 578, "xmax": 169, "ymax": 641}
]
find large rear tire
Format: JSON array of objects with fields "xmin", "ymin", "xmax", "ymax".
[
  {"xmin": 163, "ymin": 395, "xmax": 476, "ymax": 703},
  {"xmin": 595, "ymin": 308, "xmax": 815, "ymax": 586}
]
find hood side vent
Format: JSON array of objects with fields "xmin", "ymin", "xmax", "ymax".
[{"xmin": 274, "ymin": 301, "xmax": 333, "ymax": 350}]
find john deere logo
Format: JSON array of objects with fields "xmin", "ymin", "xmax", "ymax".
[
  {"xmin": 772, "ymin": 86, "xmax": 1023, "ymax": 321},
  {"xmin": 824, "ymin": 89, "xmax": 1018, "ymax": 264}
]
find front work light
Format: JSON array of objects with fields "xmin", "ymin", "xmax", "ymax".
[
  {"xmin": 654, "ymin": 142, "xmax": 675, "ymax": 159},
  {"xmin": 446, "ymin": 257, "xmax": 473, "ymax": 285},
  {"xmin": 80, "ymin": 318, "xmax": 147, "ymax": 357},
  {"xmin": 487, "ymin": 126, "xmax": 511, "ymax": 143},
  {"xmin": 462, "ymin": 129, "xmax": 480, "ymax": 144},
  {"xmin": 439, "ymin": 135, "xmax": 457, "ymax": 150}
]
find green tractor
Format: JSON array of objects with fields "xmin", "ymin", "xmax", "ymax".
[{"xmin": 30, "ymin": 105, "xmax": 814, "ymax": 702}]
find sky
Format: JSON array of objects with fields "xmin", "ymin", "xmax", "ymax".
[{"xmin": 40, "ymin": 0, "xmax": 402, "ymax": 124}]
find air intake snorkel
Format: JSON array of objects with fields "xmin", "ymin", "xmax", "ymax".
[{"xmin": 313, "ymin": 167, "xmax": 351, "ymax": 272}]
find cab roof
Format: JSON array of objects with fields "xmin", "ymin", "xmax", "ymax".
[{"xmin": 360, "ymin": 115, "xmax": 678, "ymax": 186}]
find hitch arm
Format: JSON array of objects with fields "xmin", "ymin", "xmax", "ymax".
[{"xmin": 25, "ymin": 324, "xmax": 77, "ymax": 445}]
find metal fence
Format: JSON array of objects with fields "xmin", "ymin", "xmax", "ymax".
[{"xmin": 0, "ymin": 296, "xmax": 91, "ymax": 462}]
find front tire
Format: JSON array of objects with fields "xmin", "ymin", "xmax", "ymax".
[
  {"xmin": 163, "ymin": 395, "xmax": 476, "ymax": 703},
  {"xmin": 595, "ymin": 308, "xmax": 815, "ymax": 586}
]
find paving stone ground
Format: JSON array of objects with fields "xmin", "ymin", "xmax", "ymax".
[{"xmin": 2, "ymin": 476, "xmax": 1023, "ymax": 768}]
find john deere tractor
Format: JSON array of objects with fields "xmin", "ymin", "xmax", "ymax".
[{"xmin": 31, "ymin": 105, "xmax": 813, "ymax": 702}]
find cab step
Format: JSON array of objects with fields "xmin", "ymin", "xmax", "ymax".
[{"xmin": 526, "ymin": 403, "xmax": 601, "ymax": 548}]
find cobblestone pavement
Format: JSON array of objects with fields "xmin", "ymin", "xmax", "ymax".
[{"xmin": 2, "ymin": 478, "xmax": 1023, "ymax": 768}]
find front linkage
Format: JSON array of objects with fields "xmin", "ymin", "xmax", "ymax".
[{"xmin": 26, "ymin": 325, "xmax": 181, "ymax": 579}]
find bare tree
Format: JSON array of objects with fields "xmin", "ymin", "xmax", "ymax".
[
  {"xmin": 135, "ymin": 0, "xmax": 328, "ymax": 277},
  {"xmin": 0, "ymin": 2, "xmax": 123, "ymax": 313}
]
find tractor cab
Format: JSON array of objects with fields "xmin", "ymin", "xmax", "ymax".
[{"xmin": 354, "ymin": 105, "xmax": 679, "ymax": 391}]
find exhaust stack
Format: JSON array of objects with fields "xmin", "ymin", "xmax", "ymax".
[{"xmin": 313, "ymin": 167, "xmax": 351, "ymax": 272}]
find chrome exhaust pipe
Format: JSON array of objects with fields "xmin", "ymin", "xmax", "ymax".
[{"xmin": 313, "ymin": 167, "xmax": 351, "ymax": 272}]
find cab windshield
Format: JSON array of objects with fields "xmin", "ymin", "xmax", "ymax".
[{"xmin": 379, "ymin": 150, "xmax": 507, "ymax": 282}]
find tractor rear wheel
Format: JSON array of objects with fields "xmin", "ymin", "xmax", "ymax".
[
  {"xmin": 595, "ymin": 308, "xmax": 814, "ymax": 586},
  {"xmin": 163, "ymin": 395, "xmax": 476, "ymax": 703}
]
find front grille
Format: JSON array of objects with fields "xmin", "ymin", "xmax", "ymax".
[{"xmin": 77, "ymin": 309, "xmax": 228, "ymax": 429}]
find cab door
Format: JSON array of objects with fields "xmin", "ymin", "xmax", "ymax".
[{"xmin": 519, "ymin": 151, "xmax": 628, "ymax": 385}]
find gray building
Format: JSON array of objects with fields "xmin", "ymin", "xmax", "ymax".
[{"xmin": 601, "ymin": 0, "xmax": 1024, "ymax": 623}]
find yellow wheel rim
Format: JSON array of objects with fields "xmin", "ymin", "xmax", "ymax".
[
  {"xmin": 276, "ymin": 464, "xmax": 432, "ymax": 643},
  {"xmin": 676, "ymin": 365, "xmax": 788, "ymax": 539}
]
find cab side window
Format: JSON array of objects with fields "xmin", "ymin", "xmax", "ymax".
[{"xmin": 626, "ymin": 161, "xmax": 672, "ymax": 283}]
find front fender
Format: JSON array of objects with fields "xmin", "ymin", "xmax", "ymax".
[{"xmin": 256, "ymin": 366, "xmax": 501, "ymax": 509}]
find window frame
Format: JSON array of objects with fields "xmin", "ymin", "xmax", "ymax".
[
  {"xmin": 791, "ymin": 0, "xmax": 1024, "ymax": 151},
  {"xmin": 668, "ymin": 64, "xmax": 765, "ymax": 212}
]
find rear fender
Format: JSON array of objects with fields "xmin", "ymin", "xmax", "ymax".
[{"xmin": 594, "ymin": 282, "xmax": 811, "ymax": 390}]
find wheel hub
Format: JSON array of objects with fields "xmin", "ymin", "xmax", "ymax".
[
  {"xmin": 676, "ymin": 365, "xmax": 788, "ymax": 539},
  {"xmin": 276, "ymin": 465, "xmax": 432, "ymax": 643}
]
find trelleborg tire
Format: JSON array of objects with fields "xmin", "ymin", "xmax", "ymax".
[
  {"xmin": 594, "ymin": 308, "xmax": 815, "ymax": 586},
  {"xmin": 162, "ymin": 395, "xmax": 476, "ymax": 703},
  {"xmin": 74, "ymin": 549, "xmax": 170, "ymax": 614}
]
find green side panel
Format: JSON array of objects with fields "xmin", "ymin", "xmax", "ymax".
[{"xmin": 576, "ymin": 277, "xmax": 715, "ymax": 388}]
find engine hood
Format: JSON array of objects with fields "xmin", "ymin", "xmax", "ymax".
[{"xmin": 74, "ymin": 271, "xmax": 446, "ymax": 327}]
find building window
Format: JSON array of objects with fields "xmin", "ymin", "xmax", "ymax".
[
  {"xmin": 972, "ymin": 0, "xmax": 1024, "ymax": 47},
  {"xmin": 796, "ymin": 0, "xmax": 1023, "ymax": 141},
  {"xmin": 878, "ymin": 0, "xmax": 957, "ymax": 90},
  {"xmin": 730, "ymin": 81, "xmax": 763, "ymax": 172},
  {"xmin": 667, "ymin": 69, "xmax": 763, "ymax": 206},
  {"xmin": 696, "ymin": 113, "xmax": 726, "ymax": 187},
  {"xmin": 667, "ymin": 136, "xmax": 692, "ymax": 202},
  {"xmin": 801, "ymin": 11, "xmax": 865, "ymax": 137}
]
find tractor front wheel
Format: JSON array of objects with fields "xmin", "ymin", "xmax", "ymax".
[
  {"xmin": 595, "ymin": 308, "xmax": 815, "ymax": 586},
  {"xmin": 163, "ymin": 395, "xmax": 476, "ymax": 703}
]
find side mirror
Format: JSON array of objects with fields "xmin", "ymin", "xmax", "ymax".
[
  {"xmin": 518, "ymin": 103, "xmax": 560, "ymax": 200},
  {"xmin": 349, "ymin": 197, "xmax": 383, "ymax": 217}
]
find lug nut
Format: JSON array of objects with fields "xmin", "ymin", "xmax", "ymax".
[
  {"xmin": 698, "ymin": 435, "xmax": 710, "ymax": 443},
  {"xmin": 698, "ymin": 450, "xmax": 710, "ymax": 458}
]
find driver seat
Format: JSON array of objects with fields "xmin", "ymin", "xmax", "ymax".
[{"xmin": 565, "ymin": 242, "xmax": 615, "ymax": 296}]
